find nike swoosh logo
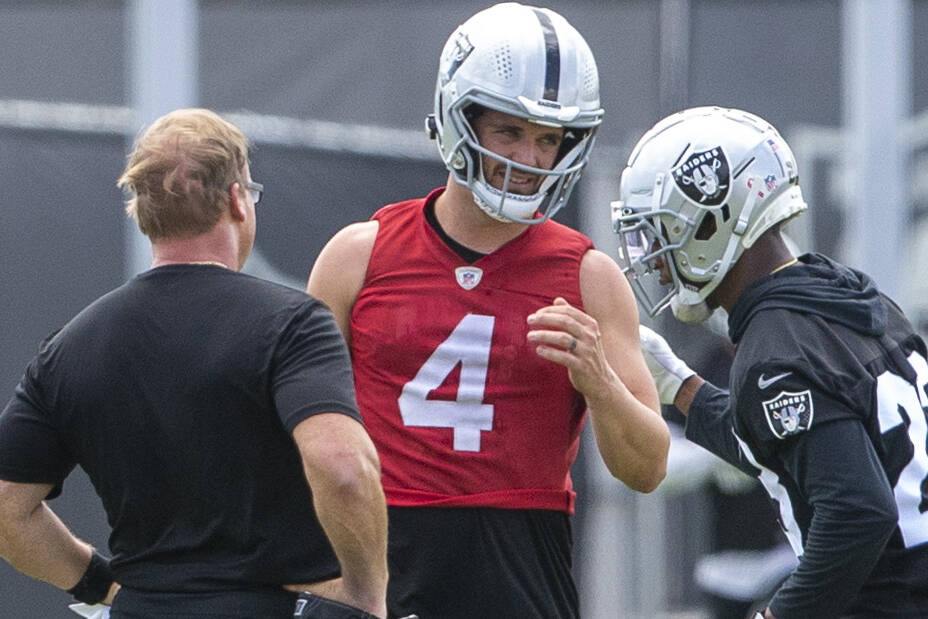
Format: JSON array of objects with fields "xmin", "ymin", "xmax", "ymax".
[{"xmin": 758, "ymin": 371, "xmax": 792, "ymax": 389}]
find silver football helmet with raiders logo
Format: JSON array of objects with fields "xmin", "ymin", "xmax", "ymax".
[
  {"xmin": 611, "ymin": 106, "xmax": 808, "ymax": 322},
  {"xmin": 425, "ymin": 2, "xmax": 603, "ymax": 224}
]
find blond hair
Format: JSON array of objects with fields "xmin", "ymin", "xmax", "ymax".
[{"xmin": 118, "ymin": 108, "xmax": 251, "ymax": 240}]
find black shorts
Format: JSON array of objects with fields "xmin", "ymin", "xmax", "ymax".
[
  {"xmin": 110, "ymin": 587, "xmax": 297, "ymax": 618},
  {"xmin": 386, "ymin": 506, "xmax": 577, "ymax": 619}
]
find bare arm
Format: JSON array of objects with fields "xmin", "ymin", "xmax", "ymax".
[
  {"xmin": 0, "ymin": 480, "xmax": 117, "ymax": 604},
  {"xmin": 528, "ymin": 250, "xmax": 670, "ymax": 492},
  {"xmin": 291, "ymin": 413, "xmax": 388, "ymax": 617},
  {"xmin": 306, "ymin": 221, "xmax": 379, "ymax": 345},
  {"xmin": 302, "ymin": 222, "xmax": 386, "ymax": 615}
]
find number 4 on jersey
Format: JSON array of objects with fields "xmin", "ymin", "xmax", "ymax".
[{"xmin": 397, "ymin": 314, "xmax": 495, "ymax": 452}]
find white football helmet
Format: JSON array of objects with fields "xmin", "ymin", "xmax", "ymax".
[
  {"xmin": 612, "ymin": 106, "xmax": 807, "ymax": 320},
  {"xmin": 426, "ymin": 2, "xmax": 603, "ymax": 224}
]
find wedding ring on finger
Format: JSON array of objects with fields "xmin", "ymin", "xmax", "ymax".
[{"xmin": 568, "ymin": 337, "xmax": 578, "ymax": 353}]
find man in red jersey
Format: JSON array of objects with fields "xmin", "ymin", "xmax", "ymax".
[{"xmin": 307, "ymin": 3, "xmax": 669, "ymax": 618}]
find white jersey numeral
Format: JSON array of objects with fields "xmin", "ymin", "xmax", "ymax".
[
  {"xmin": 397, "ymin": 314, "xmax": 495, "ymax": 452},
  {"xmin": 875, "ymin": 351, "xmax": 928, "ymax": 548},
  {"xmin": 733, "ymin": 432, "xmax": 805, "ymax": 556}
]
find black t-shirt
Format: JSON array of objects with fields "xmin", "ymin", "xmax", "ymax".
[
  {"xmin": 0, "ymin": 264, "xmax": 361, "ymax": 593},
  {"xmin": 686, "ymin": 255, "xmax": 928, "ymax": 618}
]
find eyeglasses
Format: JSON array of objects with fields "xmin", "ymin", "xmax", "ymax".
[{"xmin": 244, "ymin": 180, "xmax": 263, "ymax": 205}]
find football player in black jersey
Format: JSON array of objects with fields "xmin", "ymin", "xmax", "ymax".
[{"xmin": 614, "ymin": 106, "xmax": 928, "ymax": 618}]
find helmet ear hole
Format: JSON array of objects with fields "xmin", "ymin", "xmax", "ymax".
[
  {"xmin": 694, "ymin": 212, "xmax": 718, "ymax": 241},
  {"xmin": 425, "ymin": 114, "xmax": 438, "ymax": 140}
]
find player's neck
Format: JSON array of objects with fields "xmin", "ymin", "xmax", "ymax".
[
  {"xmin": 149, "ymin": 224, "xmax": 240, "ymax": 271},
  {"xmin": 435, "ymin": 179, "xmax": 530, "ymax": 254},
  {"xmin": 714, "ymin": 230, "xmax": 795, "ymax": 312}
]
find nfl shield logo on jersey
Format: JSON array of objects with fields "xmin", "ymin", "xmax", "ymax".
[
  {"xmin": 455, "ymin": 266, "xmax": 483, "ymax": 290},
  {"xmin": 762, "ymin": 390, "xmax": 814, "ymax": 439}
]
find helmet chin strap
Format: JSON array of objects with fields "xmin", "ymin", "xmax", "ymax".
[
  {"xmin": 670, "ymin": 295, "xmax": 714, "ymax": 323},
  {"xmin": 473, "ymin": 186, "xmax": 543, "ymax": 223},
  {"xmin": 473, "ymin": 161, "xmax": 546, "ymax": 223}
]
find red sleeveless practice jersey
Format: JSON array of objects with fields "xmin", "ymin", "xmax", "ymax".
[{"xmin": 350, "ymin": 188, "xmax": 593, "ymax": 514}]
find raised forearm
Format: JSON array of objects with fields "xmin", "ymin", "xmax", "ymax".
[{"xmin": 585, "ymin": 377, "xmax": 670, "ymax": 492}]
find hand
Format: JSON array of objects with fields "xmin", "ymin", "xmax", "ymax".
[
  {"xmin": 103, "ymin": 582, "xmax": 119, "ymax": 606},
  {"xmin": 638, "ymin": 325, "xmax": 696, "ymax": 405},
  {"xmin": 527, "ymin": 297, "xmax": 614, "ymax": 400},
  {"xmin": 69, "ymin": 583, "xmax": 118, "ymax": 618}
]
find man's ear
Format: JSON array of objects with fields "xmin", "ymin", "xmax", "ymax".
[{"xmin": 228, "ymin": 182, "xmax": 247, "ymax": 222}]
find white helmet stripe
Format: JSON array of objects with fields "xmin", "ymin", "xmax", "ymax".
[{"xmin": 532, "ymin": 9, "xmax": 560, "ymax": 101}]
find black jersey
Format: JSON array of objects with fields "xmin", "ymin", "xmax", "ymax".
[
  {"xmin": 686, "ymin": 253, "xmax": 928, "ymax": 618},
  {"xmin": 0, "ymin": 265, "xmax": 361, "ymax": 595}
]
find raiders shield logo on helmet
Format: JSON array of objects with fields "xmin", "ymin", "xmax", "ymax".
[
  {"xmin": 439, "ymin": 31, "xmax": 474, "ymax": 86},
  {"xmin": 672, "ymin": 147, "xmax": 730, "ymax": 206},
  {"xmin": 762, "ymin": 389, "xmax": 814, "ymax": 439},
  {"xmin": 455, "ymin": 266, "xmax": 483, "ymax": 290}
]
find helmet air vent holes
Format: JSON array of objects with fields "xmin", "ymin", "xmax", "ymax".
[
  {"xmin": 492, "ymin": 44, "xmax": 513, "ymax": 82},
  {"xmin": 582, "ymin": 62, "xmax": 598, "ymax": 99}
]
